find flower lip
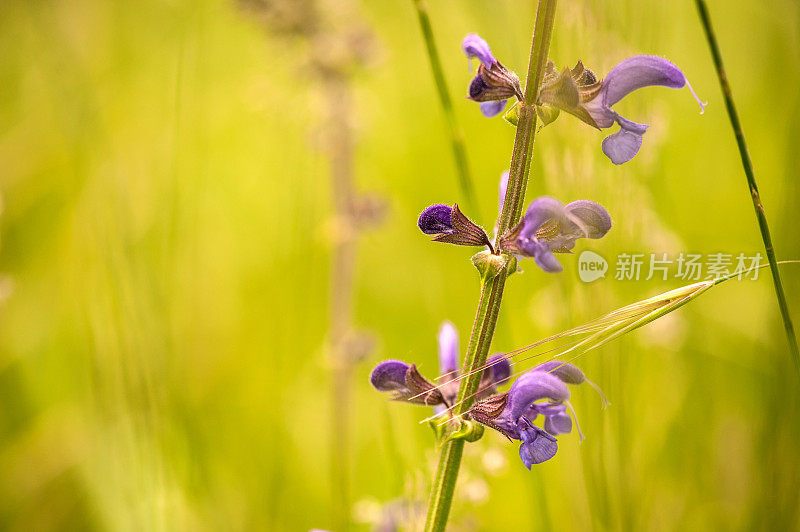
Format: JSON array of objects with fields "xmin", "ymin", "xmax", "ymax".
[
  {"xmin": 602, "ymin": 126, "xmax": 644, "ymax": 165},
  {"xmin": 543, "ymin": 410, "xmax": 572, "ymax": 435},
  {"xmin": 518, "ymin": 420, "xmax": 558, "ymax": 468},
  {"xmin": 480, "ymin": 100, "xmax": 507, "ymax": 118}
]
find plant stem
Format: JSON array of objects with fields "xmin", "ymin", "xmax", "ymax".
[
  {"xmin": 412, "ymin": 0, "xmax": 479, "ymax": 217},
  {"xmin": 326, "ymin": 74, "xmax": 357, "ymax": 532},
  {"xmin": 422, "ymin": 1, "xmax": 558, "ymax": 530},
  {"xmin": 424, "ymin": 273, "xmax": 506, "ymax": 531},
  {"xmin": 694, "ymin": 0, "xmax": 800, "ymax": 376}
]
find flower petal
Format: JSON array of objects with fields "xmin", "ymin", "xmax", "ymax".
[
  {"xmin": 544, "ymin": 412, "xmax": 573, "ymax": 435},
  {"xmin": 602, "ymin": 55, "xmax": 687, "ymax": 108},
  {"xmin": 564, "ymin": 200, "xmax": 612, "ymax": 239},
  {"xmin": 506, "ymin": 370, "xmax": 570, "ymax": 421},
  {"xmin": 486, "ymin": 354, "xmax": 512, "ymax": 385},
  {"xmin": 418, "ymin": 204, "xmax": 453, "ymax": 234},
  {"xmin": 522, "ymin": 196, "xmax": 568, "ymax": 234},
  {"xmin": 468, "ymin": 73, "xmax": 490, "ymax": 100},
  {"xmin": 602, "ymin": 127, "xmax": 644, "ymax": 165},
  {"xmin": 480, "ymin": 100, "xmax": 507, "ymax": 117},
  {"xmin": 531, "ymin": 402, "xmax": 567, "ymax": 416},
  {"xmin": 519, "ymin": 424, "xmax": 558, "ymax": 469},
  {"xmin": 370, "ymin": 360, "xmax": 411, "ymax": 392},
  {"xmin": 533, "ymin": 244, "xmax": 564, "ymax": 273},
  {"xmin": 533, "ymin": 361, "xmax": 586, "ymax": 385},
  {"xmin": 461, "ymin": 33, "xmax": 495, "ymax": 67},
  {"xmin": 438, "ymin": 321, "xmax": 459, "ymax": 375}
]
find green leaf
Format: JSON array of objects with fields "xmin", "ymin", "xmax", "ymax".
[{"xmin": 503, "ymin": 102, "xmax": 520, "ymax": 126}]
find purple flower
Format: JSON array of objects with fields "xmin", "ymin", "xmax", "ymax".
[
  {"xmin": 538, "ymin": 56, "xmax": 706, "ymax": 164},
  {"xmin": 418, "ymin": 204, "xmax": 453, "ymax": 234},
  {"xmin": 461, "ymin": 34, "xmax": 522, "ymax": 117},
  {"xmin": 586, "ymin": 55, "xmax": 706, "ymax": 164},
  {"xmin": 369, "ymin": 323, "xmax": 511, "ymax": 412},
  {"xmin": 370, "ymin": 360, "xmax": 412, "ymax": 393},
  {"xmin": 468, "ymin": 361, "xmax": 599, "ymax": 469},
  {"xmin": 479, "ymin": 100, "xmax": 507, "ymax": 118},
  {"xmin": 462, "ymin": 33, "xmax": 495, "ymax": 67},
  {"xmin": 437, "ymin": 321, "xmax": 459, "ymax": 375},
  {"xmin": 417, "ymin": 203, "xmax": 493, "ymax": 249},
  {"xmin": 369, "ymin": 359, "xmax": 447, "ymax": 406},
  {"xmin": 499, "ymin": 197, "xmax": 612, "ymax": 273}
]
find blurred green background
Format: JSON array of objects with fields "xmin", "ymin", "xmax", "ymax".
[{"xmin": 1, "ymin": 0, "xmax": 799, "ymax": 530}]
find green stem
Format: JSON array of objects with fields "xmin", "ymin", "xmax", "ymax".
[
  {"xmin": 412, "ymin": 0, "xmax": 479, "ymax": 217},
  {"xmin": 422, "ymin": 1, "xmax": 558, "ymax": 530},
  {"xmin": 694, "ymin": 0, "xmax": 800, "ymax": 376}
]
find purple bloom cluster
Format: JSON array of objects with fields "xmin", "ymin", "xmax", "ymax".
[
  {"xmin": 370, "ymin": 322, "xmax": 510, "ymax": 411},
  {"xmin": 461, "ymin": 34, "xmax": 705, "ymax": 164},
  {"xmin": 582, "ymin": 55, "xmax": 706, "ymax": 164},
  {"xmin": 371, "ymin": 334, "xmax": 601, "ymax": 468},
  {"xmin": 502, "ymin": 196, "xmax": 612, "ymax": 273},
  {"xmin": 461, "ymin": 33, "xmax": 522, "ymax": 117},
  {"xmin": 469, "ymin": 361, "xmax": 597, "ymax": 469},
  {"xmin": 368, "ymin": 31, "xmax": 707, "ymax": 473},
  {"xmin": 418, "ymin": 176, "xmax": 612, "ymax": 274}
]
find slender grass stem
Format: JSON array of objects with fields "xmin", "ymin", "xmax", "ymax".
[
  {"xmin": 325, "ymin": 75, "xmax": 357, "ymax": 532},
  {"xmin": 422, "ymin": 1, "xmax": 558, "ymax": 530},
  {"xmin": 694, "ymin": 0, "xmax": 800, "ymax": 376},
  {"xmin": 412, "ymin": 0, "xmax": 479, "ymax": 217}
]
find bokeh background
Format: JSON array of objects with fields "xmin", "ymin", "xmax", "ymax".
[{"xmin": 1, "ymin": 0, "xmax": 800, "ymax": 530}]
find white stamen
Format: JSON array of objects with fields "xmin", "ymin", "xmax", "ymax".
[
  {"xmin": 586, "ymin": 378, "xmax": 610, "ymax": 409},
  {"xmin": 566, "ymin": 401, "xmax": 586, "ymax": 442},
  {"xmin": 685, "ymin": 78, "xmax": 707, "ymax": 114}
]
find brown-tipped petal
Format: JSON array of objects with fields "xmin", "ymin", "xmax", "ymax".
[
  {"xmin": 468, "ymin": 393, "xmax": 517, "ymax": 439},
  {"xmin": 403, "ymin": 364, "xmax": 445, "ymax": 406},
  {"xmin": 432, "ymin": 204, "xmax": 491, "ymax": 248}
]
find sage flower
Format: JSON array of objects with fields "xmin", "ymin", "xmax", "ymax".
[
  {"xmin": 538, "ymin": 55, "xmax": 706, "ymax": 164},
  {"xmin": 418, "ymin": 203, "xmax": 493, "ymax": 250},
  {"xmin": 417, "ymin": 204, "xmax": 454, "ymax": 235},
  {"xmin": 370, "ymin": 322, "xmax": 510, "ymax": 411},
  {"xmin": 461, "ymin": 34, "xmax": 522, "ymax": 117},
  {"xmin": 500, "ymin": 197, "xmax": 612, "ymax": 273},
  {"xmin": 468, "ymin": 361, "xmax": 596, "ymax": 469}
]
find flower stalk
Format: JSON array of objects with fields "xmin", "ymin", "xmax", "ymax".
[
  {"xmin": 694, "ymin": 0, "xmax": 800, "ymax": 376},
  {"xmin": 422, "ymin": 1, "xmax": 558, "ymax": 530},
  {"xmin": 412, "ymin": 0, "xmax": 479, "ymax": 216},
  {"xmin": 325, "ymin": 74, "xmax": 358, "ymax": 532}
]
